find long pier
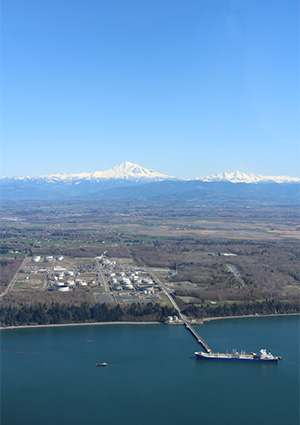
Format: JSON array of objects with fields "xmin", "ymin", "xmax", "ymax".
[
  {"xmin": 184, "ymin": 322, "xmax": 213, "ymax": 353},
  {"xmin": 147, "ymin": 267, "xmax": 214, "ymax": 353}
]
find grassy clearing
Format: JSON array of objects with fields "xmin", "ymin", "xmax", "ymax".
[
  {"xmin": 117, "ymin": 257, "xmax": 135, "ymax": 265},
  {"xmin": 78, "ymin": 257, "xmax": 94, "ymax": 265},
  {"xmin": 56, "ymin": 257, "xmax": 77, "ymax": 267},
  {"xmin": 91, "ymin": 286, "xmax": 105, "ymax": 293},
  {"xmin": 1, "ymin": 237, "xmax": 35, "ymax": 244},
  {"xmin": 13, "ymin": 279, "xmax": 43, "ymax": 290},
  {"xmin": 59, "ymin": 257, "xmax": 94, "ymax": 267},
  {"xmin": 185, "ymin": 250, "xmax": 207, "ymax": 255},
  {"xmin": 158, "ymin": 292, "xmax": 174, "ymax": 307},
  {"xmin": 0, "ymin": 252, "xmax": 25, "ymax": 259}
]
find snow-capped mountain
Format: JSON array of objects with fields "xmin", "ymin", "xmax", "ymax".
[
  {"xmin": 198, "ymin": 171, "xmax": 300, "ymax": 184},
  {"xmin": 0, "ymin": 161, "xmax": 176, "ymax": 200},
  {"xmin": 86, "ymin": 161, "xmax": 174, "ymax": 181},
  {"xmin": 1, "ymin": 163, "xmax": 299, "ymax": 202},
  {"xmin": 3, "ymin": 161, "xmax": 173, "ymax": 183},
  {"xmin": 3, "ymin": 163, "xmax": 299, "ymax": 184}
]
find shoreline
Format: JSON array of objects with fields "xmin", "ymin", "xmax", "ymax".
[
  {"xmin": 0, "ymin": 313, "xmax": 299, "ymax": 331},
  {"xmin": 0, "ymin": 321, "xmax": 161, "ymax": 331}
]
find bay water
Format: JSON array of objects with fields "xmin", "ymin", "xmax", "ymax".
[{"xmin": 1, "ymin": 315, "xmax": 299, "ymax": 425}]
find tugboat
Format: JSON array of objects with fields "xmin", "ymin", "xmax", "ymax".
[{"xmin": 96, "ymin": 362, "xmax": 108, "ymax": 366}]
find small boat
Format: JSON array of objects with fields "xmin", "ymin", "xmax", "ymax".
[{"xmin": 96, "ymin": 362, "xmax": 108, "ymax": 366}]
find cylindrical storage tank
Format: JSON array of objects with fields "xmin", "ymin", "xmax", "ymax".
[{"xmin": 56, "ymin": 286, "xmax": 69, "ymax": 292}]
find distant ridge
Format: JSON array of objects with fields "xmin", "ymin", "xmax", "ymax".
[{"xmin": 198, "ymin": 170, "xmax": 300, "ymax": 184}]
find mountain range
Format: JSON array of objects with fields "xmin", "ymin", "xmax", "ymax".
[
  {"xmin": 2, "ymin": 161, "xmax": 173, "ymax": 184},
  {"xmin": 198, "ymin": 170, "xmax": 300, "ymax": 184},
  {"xmin": 1, "ymin": 161, "xmax": 299, "ymax": 202},
  {"xmin": 2, "ymin": 161, "xmax": 300, "ymax": 184}
]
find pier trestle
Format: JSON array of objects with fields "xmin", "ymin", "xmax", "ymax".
[{"xmin": 184, "ymin": 322, "xmax": 213, "ymax": 353}]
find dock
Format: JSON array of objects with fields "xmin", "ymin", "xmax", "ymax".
[
  {"xmin": 184, "ymin": 322, "xmax": 213, "ymax": 353},
  {"xmin": 146, "ymin": 267, "xmax": 214, "ymax": 353}
]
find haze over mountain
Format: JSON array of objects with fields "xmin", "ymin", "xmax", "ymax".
[{"xmin": 1, "ymin": 161, "xmax": 299, "ymax": 202}]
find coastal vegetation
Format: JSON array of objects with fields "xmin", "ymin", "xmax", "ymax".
[
  {"xmin": 0, "ymin": 302, "xmax": 177, "ymax": 327},
  {"xmin": 182, "ymin": 299, "xmax": 300, "ymax": 319},
  {"xmin": 0, "ymin": 300, "xmax": 298, "ymax": 327}
]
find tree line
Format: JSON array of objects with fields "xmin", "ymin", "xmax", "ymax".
[
  {"xmin": 0, "ymin": 302, "xmax": 177, "ymax": 327},
  {"xmin": 182, "ymin": 299, "xmax": 300, "ymax": 318}
]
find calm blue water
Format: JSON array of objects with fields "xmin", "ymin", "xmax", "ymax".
[{"xmin": 1, "ymin": 316, "xmax": 299, "ymax": 425}]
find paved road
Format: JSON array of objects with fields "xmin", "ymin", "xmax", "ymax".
[
  {"xmin": 0, "ymin": 239, "xmax": 39, "ymax": 297},
  {"xmin": 42, "ymin": 260, "xmax": 55, "ymax": 290},
  {"xmin": 95, "ymin": 259, "xmax": 109, "ymax": 292},
  {"xmin": 0, "ymin": 255, "xmax": 29, "ymax": 298},
  {"xmin": 146, "ymin": 268, "xmax": 184, "ymax": 319}
]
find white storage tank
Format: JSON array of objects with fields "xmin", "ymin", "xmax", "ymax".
[
  {"xmin": 44, "ymin": 256, "xmax": 53, "ymax": 262},
  {"xmin": 56, "ymin": 286, "xmax": 69, "ymax": 292},
  {"xmin": 121, "ymin": 277, "xmax": 131, "ymax": 284}
]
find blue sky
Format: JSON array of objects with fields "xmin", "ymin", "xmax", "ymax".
[{"xmin": 1, "ymin": 0, "xmax": 299, "ymax": 179}]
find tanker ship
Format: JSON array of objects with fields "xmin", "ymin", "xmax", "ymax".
[{"xmin": 195, "ymin": 348, "xmax": 282, "ymax": 362}]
